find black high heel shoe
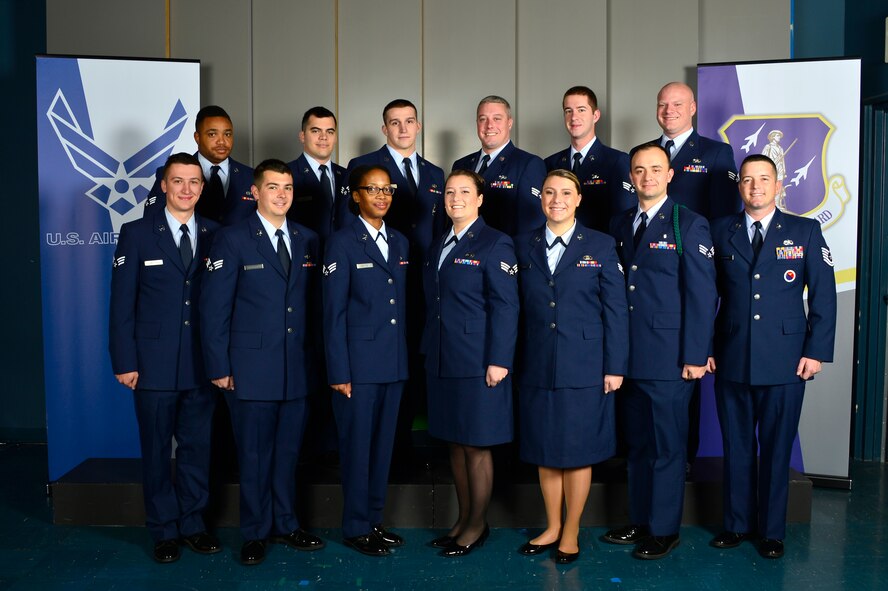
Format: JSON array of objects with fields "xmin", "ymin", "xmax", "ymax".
[
  {"xmin": 440, "ymin": 525, "xmax": 490, "ymax": 557},
  {"xmin": 429, "ymin": 535, "xmax": 455, "ymax": 549}
]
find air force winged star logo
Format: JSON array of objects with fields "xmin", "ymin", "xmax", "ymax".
[
  {"xmin": 46, "ymin": 90, "xmax": 189, "ymax": 232},
  {"xmin": 720, "ymin": 114, "xmax": 851, "ymax": 230}
]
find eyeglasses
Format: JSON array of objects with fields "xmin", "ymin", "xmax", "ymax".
[{"xmin": 357, "ymin": 185, "xmax": 397, "ymax": 196}]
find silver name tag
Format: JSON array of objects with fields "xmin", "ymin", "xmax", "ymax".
[
  {"xmin": 356, "ymin": 263, "xmax": 374, "ymax": 269},
  {"xmin": 243, "ymin": 264, "xmax": 264, "ymax": 271},
  {"xmin": 144, "ymin": 259, "xmax": 163, "ymax": 267}
]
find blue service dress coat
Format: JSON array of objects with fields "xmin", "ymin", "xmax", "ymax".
[
  {"xmin": 347, "ymin": 146, "xmax": 446, "ymax": 264},
  {"xmin": 200, "ymin": 214, "xmax": 320, "ymax": 401},
  {"xmin": 544, "ymin": 142, "xmax": 635, "ymax": 233},
  {"xmin": 421, "ymin": 217, "xmax": 520, "ymax": 446},
  {"xmin": 453, "ymin": 141, "xmax": 546, "ymax": 236},
  {"xmin": 323, "ymin": 216, "xmax": 410, "ymax": 386},
  {"xmin": 711, "ymin": 209, "xmax": 837, "ymax": 385},
  {"xmin": 515, "ymin": 223, "xmax": 629, "ymax": 467},
  {"xmin": 110, "ymin": 209, "xmax": 218, "ymax": 390},
  {"xmin": 610, "ymin": 199, "xmax": 718, "ymax": 380},
  {"xmin": 109, "ymin": 208, "xmax": 219, "ymax": 542},
  {"xmin": 145, "ymin": 156, "xmax": 256, "ymax": 226},
  {"xmin": 710, "ymin": 208, "xmax": 836, "ymax": 540},
  {"xmin": 652, "ymin": 131, "xmax": 740, "ymax": 220},
  {"xmin": 287, "ymin": 154, "xmax": 352, "ymax": 243}
]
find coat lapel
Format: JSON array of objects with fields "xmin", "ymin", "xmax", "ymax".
[
  {"xmin": 250, "ymin": 215, "xmax": 288, "ymax": 279},
  {"xmin": 528, "ymin": 229, "xmax": 551, "ymax": 279},
  {"xmin": 153, "ymin": 209, "xmax": 186, "ymax": 275},
  {"xmin": 728, "ymin": 212, "xmax": 754, "ymax": 265}
]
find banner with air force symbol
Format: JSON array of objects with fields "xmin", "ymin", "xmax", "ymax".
[
  {"xmin": 37, "ymin": 56, "xmax": 199, "ymax": 481},
  {"xmin": 697, "ymin": 58, "xmax": 859, "ymax": 481}
]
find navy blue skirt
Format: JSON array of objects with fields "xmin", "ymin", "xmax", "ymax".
[
  {"xmin": 426, "ymin": 375, "xmax": 514, "ymax": 447},
  {"xmin": 518, "ymin": 385, "xmax": 615, "ymax": 468}
]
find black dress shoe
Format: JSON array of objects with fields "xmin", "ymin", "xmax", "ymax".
[
  {"xmin": 344, "ymin": 534, "xmax": 389, "ymax": 556},
  {"xmin": 555, "ymin": 549, "xmax": 580, "ymax": 564},
  {"xmin": 153, "ymin": 539, "xmax": 180, "ymax": 563},
  {"xmin": 240, "ymin": 539, "xmax": 266, "ymax": 565},
  {"xmin": 518, "ymin": 540, "xmax": 559, "ymax": 555},
  {"xmin": 758, "ymin": 538, "xmax": 784, "ymax": 559},
  {"xmin": 271, "ymin": 529, "xmax": 326, "ymax": 551},
  {"xmin": 430, "ymin": 535, "xmax": 455, "ymax": 549},
  {"xmin": 710, "ymin": 531, "xmax": 749, "ymax": 549},
  {"xmin": 633, "ymin": 534, "xmax": 680, "ymax": 560},
  {"xmin": 440, "ymin": 525, "xmax": 489, "ymax": 557},
  {"xmin": 602, "ymin": 525, "xmax": 650, "ymax": 545},
  {"xmin": 373, "ymin": 525, "xmax": 405, "ymax": 547},
  {"xmin": 182, "ymin": 531, "xmax": 222, "ymax": 554}
]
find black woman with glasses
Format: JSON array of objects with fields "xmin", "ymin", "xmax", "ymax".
[
  {"xmin": 322, "ymin": 165, "xmax": 410, "ymax": 556},
  {"xmin": 422, "ymin": 170, "xmax": 520, "ymax": 557}
]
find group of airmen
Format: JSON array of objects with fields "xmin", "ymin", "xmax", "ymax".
[{"xmin": 108, "ymin": 81, "xmax": 837, "ymax": 566}]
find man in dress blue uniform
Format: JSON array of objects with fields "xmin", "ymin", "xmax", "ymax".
[
  {"xmin": 709, "ymin": 155, "xmax": 836, "ymax": 559},
  {"xmin": 145, "ymin": 105, "xmax": 256, "ymax": 226},
  {"xmin": 287, "ymin": 106, "xmax": 351, "ymax": 242},
  {"xmin": 323, "ymin": 165, "xmax": 410, "ymax": 556},
  {"xmin": 109, "ymin": 153, "xmax": 221, "ymax": 563},
  {"xmin": 652, "ymin": 83, "xmax": 740, "ymax": 220},
  {"xmin": 653, "ymin": 82, "xmax": 741, "ymax": 466},
  {"xmin": 603, "ymin": 143, "xmax": 717, "ymax": 559},
  {"xmin": 201, "ymin": 159, "xmax": 324, "ymax": 565},
  {"xmin": 347, "ymin": 99, "xmax": 446, "ymax": 467},
  {"xmin": 544, "ymin": 86, "xmax": 634, "ymax": 233},
  {"xmin": 453, "ymin": 95, "xmax": 546, "ymax": 237}
]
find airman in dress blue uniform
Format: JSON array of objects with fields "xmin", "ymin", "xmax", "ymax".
[
  {"xmin": 145, "ymin": 106, "xmax": 256, "ymax": 226},
  {"xmin": 604, "ymin": 144, "xmax": 717, "ymax": 560},
  {"xmin": 514, "ymin": 169, "xmax": 629, "ymax": 564},
  {"xmin": 287, "ymin": 107, "xmax": 351, "ymax": 243},
  {"xmin": 544, "ymin": 86, "xmax": 634, "ymax": 233},
  {"xmin": 422, "ymin": 170, "xmax": 520, "ymax": 557},
  {"xmin": 200, "ymin": 159, "xmax": 324, "ymax": 565},
  {"xmin": 452, "ymin": 96, "xmax": 546, "ymax": 237},
  {"xmin": 708, "ymin": 155, "xmax": 836, "ymax": 559},
  {"xmin": 109, "ymin": 153, "xmax": 221, "ymax": 563},
  {"xmin": 322, "ymin": 165, "xmax": 409, "ymax": 557}
]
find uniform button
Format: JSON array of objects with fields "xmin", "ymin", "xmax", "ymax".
[
  {"xmin": 390, "ymin": 299, "xmax": 396, "ymax": 305},
  {"xmin": 388, "ymin": 278, "xmax": 394, "ymax": 284},
  {"xmin": 754, "ymin": 273, "xmax": 761, "ymax": 280},
  {"xmin": 287, "ymin": 306, "xmax": 293, "ymax": 312},
  {"xmin": 628, "ymin": 285, "xmax": 635, "ymax": 291},
  {"xmin": 390, "ymin": 318, "xmax": 397, "ymax": 325},
  {"xmin": 549, "ymin": 301, "xmax": 556, "ymax": 308},
  {"xmin": 753, "ymin": 314, "xmax": 761, "ymax": 320},
  {"xmin": 630, "ymin": 265, "xmax": 638, "ymax": 271},
  {"xmin": 550, "ymin": 322, "xmax": 556, "ymax": 329},
  {"xmin": 185, "ymin": 280, "xmax": 191, "ymax": 286},
  {"xmin": 436, "ymin": 296, "xmax": 440, "ymax": 301},
  {"xmin": 436, "ymin": 314, "xmax": 440, "ymax": 319},
  {"xmin": 629, "ymin": 305, "xmax": 634, "ymax": 312},
  {"xmin": 185, "ymin": 299, "xmax": 191, "ymax": 306},
  {"xmin": 548, "ymin": 281, "xmax": 555, "ymax": 287},
  {"xmin": 753, "ymin": 294, "xmax": 760, "ymax": 300},
  {"xmin": 287, "ymin": 327, "xmax": 294, "ymax": 333},
  {"xmin": 184, "ymin": 320, "xmax": 190, "ymax": 326}
]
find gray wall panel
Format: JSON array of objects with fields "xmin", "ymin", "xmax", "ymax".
[
  {"xmin": 47, "ymin": 0, "xmax": 165, "ymax": 58},
  {"xmin": 170, "ymin": 0, "xmax": 253, "ymax": 164},
  {"xmin": 607, "ymin": 0, "xmax": 699, "ymax": 152},
  {"xmin": 252, "ymin": 0, "xmax": 337, "ymax": 164},
  {"xmin": 699, "ymin": 0, "xmax": 790, "ymax": 64},
  {"xmin": 517, "ymin": 0, "xmax": 609, "ymax": 160},
  {"xmin": 423, "ymin": 0, "xmax": 516, "ymax": 171},
  {"xmin": 338, "ymin": 0, "xmax": 422, "ymax": 166}
]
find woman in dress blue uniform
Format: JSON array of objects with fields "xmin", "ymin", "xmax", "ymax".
[
  {"xmin": 422, "ymin": 170, "xmax": 520, "ymax": 556},
  {"xmin": 514, "ymin": 170, "xmax": 629, "ymax": 563},
  {"xmin": 322, "ymin": 165, "xmax": 410, "ymax": 557}
]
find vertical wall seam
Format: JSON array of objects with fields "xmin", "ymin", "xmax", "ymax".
[
  {"xmin": 335, "ymin": 0, "xmax": 340, "ymax": 164},
  {"xmin": 165, "ymin": 0, "xmax": 170, "ymax": 58}
]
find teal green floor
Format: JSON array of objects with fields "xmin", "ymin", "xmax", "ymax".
[{"xmin": 2, "ymin": 443, "xmax": 886, "ymax": 590}]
